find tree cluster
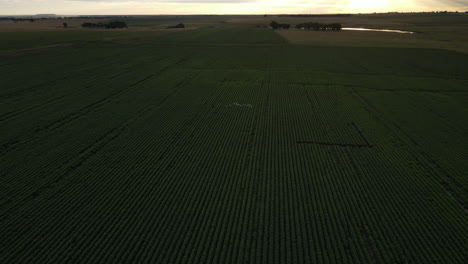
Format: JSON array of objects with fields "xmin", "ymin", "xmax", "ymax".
[
  {"xmin": 270, "ymin": 21, "xmax": 290, "ymax": 29},
  {"xmin": 279, "ymin": 14, "xmax": 351, "ymax": 17},
  {"xmin": 71, "ymin": 16, "xmax": 132, "ymax": 20},
  {"xmin": 167, "ymin": 23, "xmax": 185, "ymax": 29},
  {"xmin": 81, "ymin": 21, "xmax": 127, "ymax": 29},
  {"xmin": 11, "ymin": 18, "xmax": 35, "ymax": 22},
  {"xmin": 295, "ymin": 22, "xmax": 342, "ymax": 31}
]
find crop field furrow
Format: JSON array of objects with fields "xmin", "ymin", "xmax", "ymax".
[
  {"xmin": 0, "ymin": 57, "xmax": 172, "ymax": 144},
  {"xmin": 153, "ymin": 81, "xmax": 252, "ymax": 260},
  {"xmin": 0, "ymin": 49, "xmax": 130, "ymax": 98},
  {"xmin": 0, "ymin": 108, "xmax": 144, "ymax": 218},
  {"xmin": 0, "ymin": 55, "xmax": 192, "ymax": 160},
  {"xmin": 396, "ymin": 93, "xmax": 468, "ymax": 179},
  {"xmin": 353, "ymin": 89, "xmax": 468, "ymax": 200},
  {"xmin": 0, "ymin": 45, "xmax": 168, "ymax": 88},
  {"xmin": 0, "ymin": 70, "xmax": 204, "ymax": 216},
  {"xmin": 0, "ymin": 94, "xmax": 68, "ymax": 123},
  {"xmin": 0, "ymin": 72, "xmax": 210, "ymax": 262},
  {"xmin": 117, "ymin": 80, "xmax": 241, "ymax": 262},
  {"xmin": 0, "ymin": 76, "xmax": 118, "ymax": 126},
  {"xmin": 1, "ymin": 26, "xmax": 467, "ymax": 263},
  {"xmin": 88, "ymin": 82, "xmax": 239, "ymax": 262},
  {"xmin": 48, "ymin": 55, "xmax": 194, "ymax": 127},
  {"xmin": 296, "ymin": 141, "xmax": 372, "ymax": 148},
  {"xmin": 0, "ymin": 73, "xmax": 197, "ymax": 205},
  {"xmin": 0, "ymin": 55, "xmax": 170, "ymax": 123},
  {"xmin": 413, "ymin": 95, "xmax": 467, "ymax": 134},
  {"xmin": 349, "ymin": 87, "xmax": 468, "ymax": 211},
  {"xmin": 0, "ymin": 54, "xmax": 227, "ymax": 260}
]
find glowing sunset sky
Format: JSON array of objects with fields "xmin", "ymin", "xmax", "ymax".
[{"xmin": 0, "ymin": 0, "xmax": 467, "ymax": 15}]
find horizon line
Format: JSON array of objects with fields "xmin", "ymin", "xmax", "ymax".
[{"xmin": 2, "ymin": 11, "xmax": 468, "ymax": 16}]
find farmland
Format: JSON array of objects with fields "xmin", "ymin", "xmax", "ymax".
[{"xmin": 1, "ymin": 18, "xmax": 468, "ymax": 263}]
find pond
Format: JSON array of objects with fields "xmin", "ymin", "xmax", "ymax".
[{"xmin": 342, "ymin": 28, "xmax": 415, "ymax": 34}]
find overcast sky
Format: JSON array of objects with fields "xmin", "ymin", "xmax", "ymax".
[{"xmin": 1, "ymin": 0, "xmax": 467, "ymax": 15}]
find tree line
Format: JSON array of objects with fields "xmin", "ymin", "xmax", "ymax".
[
  {"xmin": 270, "ymin": 21, "xmax": 342, "ymax": 31},
  {"xmin": 167, "ymin": 23, "xmax": 185, "ymax": 29},
  {"xmin": 270, "ymin": 21, "xmax": 290, "ymax": 29},
  {"xmin": 81, "ymin": 21, "xmax": 127, "ymax": 29},
  {"xmin": 279, "ymin": 14, "xmax": 351, "ymax": 17},
  {"xmin": 10, "ymin": 18, "xmax": 35, "ymax": 22},
  {"xmin": 295, "ymin": 22, "xmax": 342, "ymax": 31}
]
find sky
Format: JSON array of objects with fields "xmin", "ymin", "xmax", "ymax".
[{"xmin": 0, "ymin": 0, "xmax": 467, "ymax": 15}]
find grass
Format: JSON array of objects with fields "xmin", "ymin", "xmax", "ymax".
[{"xmin": 0, "ymin": 23, "xmax": 467, "ymax": 263}]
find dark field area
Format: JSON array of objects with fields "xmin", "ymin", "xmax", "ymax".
[{"xmin": 1, "ymin": 23, "xmax": 468, "ymax": 263}]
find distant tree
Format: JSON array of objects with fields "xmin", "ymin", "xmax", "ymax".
[
  {"xmin": 81, "ymin": 22, "xmax": 103, "ymax": 28},
  {"xmin": 12, "ymin": 18, "xmax": 36, "ymax": 23},
  {"xmin": 167, "ymin": 23, "xmax": 185, "ymax": 29},
  {"xmin": 270, "ymin": 21, "xmax": 279, "ymax": 29},
  {"xmin": 330, "ymin": 23, "xmax": 342, "ymax": 31},
  {"xmin": 81, "ymin": 21, "xmax": 127, "ymax": 29},
  {"xmin": 295, "ymin": 22, "xmax": 342, "ymax": 31},
  {"xmin": 105, "ymin": 21, "xmax": 127, "ymax": 29},
  {"xmin": 270, "ymin": 21, "xmax": 290, "ymax": 30}
]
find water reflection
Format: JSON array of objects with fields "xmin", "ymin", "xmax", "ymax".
[{"xmin": 342, "ymin": 28, "xmax": 415, "ymax": 34}]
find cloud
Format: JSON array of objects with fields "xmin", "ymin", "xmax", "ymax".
[{"xmin": 438, "ymin": 0, "xmax": 468, "ymax": 6}]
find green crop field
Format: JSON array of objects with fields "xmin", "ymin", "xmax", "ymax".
[
  {"xmin": 1, "ymin": 24, "xmax": 467, "ymax": 263},
  {"xmin": 0, "ymin": 31, "xmax": 142, "ymax": 51}
]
